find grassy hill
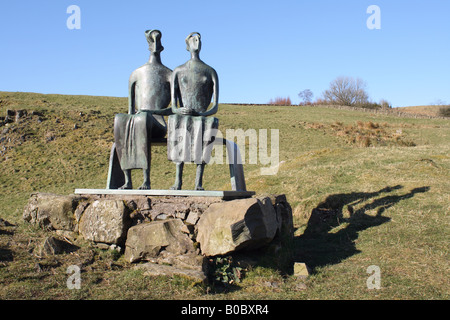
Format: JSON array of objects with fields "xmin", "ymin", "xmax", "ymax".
[
  {"xmin": 396, "ymin": 105, "xmax": 447, "ymax": 118},
  {"xmin": 1, "ymin": 91, "xmax": 449, "ymax": 300}
]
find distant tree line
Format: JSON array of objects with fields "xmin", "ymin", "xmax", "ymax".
[
  {"xmin": 304, "ymin": 76, "xmax": 391, "ymax": 109},
  {"xmin": 268, "ymin": 76, "xmax": 394, "ymax": 109},
  {"xmin": 267, "ymin": 97, "xmax": 292, "ymax": 106}
]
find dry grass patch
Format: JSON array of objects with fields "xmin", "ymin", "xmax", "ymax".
[{"xmin": 305, "ymin": 121, "xmax": 416, "ymax": 147}]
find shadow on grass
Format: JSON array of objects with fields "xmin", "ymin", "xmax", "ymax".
[
  {"xmin": 0, "ymin": 219, "xmax": 15, "ymax": 263},
  {"xmin": 294, "ymin": 185, "xmax": 430, "ymax": 273},
  {"xmin": 0, "ymin": 247, "xmax": 13, "ymax": 262}
]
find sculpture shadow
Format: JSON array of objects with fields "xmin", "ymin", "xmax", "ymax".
[
  {"xmin": 294, "ymin": 185, "xmax": 430, "ymax": 273},
  {"xmin": 0, "ymin": 247, "xmax": 13, "ymax": 263},
  {"xmin": 0, "ymin": 220, "xmax": 14, "ymax": 263}
]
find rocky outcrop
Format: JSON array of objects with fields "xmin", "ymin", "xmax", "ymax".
[{"xmin": 23, "ymin": 192, "xmax": 293, "ymax": 282}]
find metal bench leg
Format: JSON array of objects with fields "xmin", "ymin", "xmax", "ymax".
[
  {"xmin": 106, "ymin": 143, "xmax": 125, "ymax": 189},
  {"xmin": 213, "ymin": 138, "xmax": 247, "ymax": 192}
]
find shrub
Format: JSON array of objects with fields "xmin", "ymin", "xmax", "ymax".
[
  {"xmin": 355, "ymin": 101, "xmax": 382, "ymax": 109},
  {"xmin": 379, "ymin": 99, "xmax": 392, "ymax": 109},
  {"xmin": 438, "ymin": 106, "xmax": 450, "ymax": 117},
  {"xmin": 268, "ymin": 97, "xmax": 292, "ymax": 106}
]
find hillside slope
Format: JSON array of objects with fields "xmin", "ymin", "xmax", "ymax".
[{"xmin": 1, "ymin": 91, "xmax": 449, "ymax": 299}]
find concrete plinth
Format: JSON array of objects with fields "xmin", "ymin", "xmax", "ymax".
[{"xmin": 74, "ymin": 189, "xmax": 255, "ymax": 200}]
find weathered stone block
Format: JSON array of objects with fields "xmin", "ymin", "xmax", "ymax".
[
  {"xmin": 23, "ymin": 193, "xmax": 80, "ymax": 231},
  {"xmin": 195, "ymin": 197, "xmax": 280, "ymax": 256},
  {"xmin": 39, "ymin": 236, "xmax": 65, "ymax": 256},
  {"xmin": 293, "ymin": 262, "xmax": 310, "ymax": 279},
  {"xmin": 150, "ymin": 202, "xmax": 190, "ymax": 220},
  {"xmin": 124, "ymin": 196, "xmax": 151, "ymax": 212},
  {"xmin": 185, "ymin": 210, "xmax": 200, "ymax": 225},
  {"xmin": 136, "ymin": 259, "xmax": 208, "ymax": 284},
  {"xmin": 38, "ymin": 236, "xmax": 77, "ymax": 256},
  {"xmin": 124, "ymin": 219, "xmax": 194, "ymax": 263},
  {"xmin": 78, "ymin": 199, "xmax": 129, "ymax": 245}
]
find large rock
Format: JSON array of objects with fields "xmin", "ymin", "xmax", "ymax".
[
  {"xmin": 136, "ymin": 252, "xmax": 209, "ymax": 283},
  {"xmin": 124, "ymin": 219, "xmax": 194, "ymax": 263},
  {"xmin": 136, "ymin": 259, "xmax": 208, "ymax": 284},
  {"xmin": 38, "ymin": 236, "xmax": 77, "ymax": 256},
  {"xmin": 23, "ymin": 193, "xmax": 80, "ymax": 231},
  {"xmin": 78, "ymin": 199, "xmax": 129, "ymax": 245},
  {"xmin": 196, "ymin": 197, "xmax": 281, "ymax": 256}
]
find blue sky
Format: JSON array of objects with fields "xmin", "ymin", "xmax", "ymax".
[{"xmin": 0, "ymin": 0, "xmax": 449, "ymax": 107}]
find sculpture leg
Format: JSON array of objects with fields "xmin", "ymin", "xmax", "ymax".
[
  {"xmin": 119, "ymin": 169, "xmax": 133, "ymax": 189},
  {"xmin": 139, "ymin": 168, "xmax": 151, "ymax": 190},
  {"xmin": 195, "ymin": 163, "xmax": 205, "ymax": 191},
  {"xmin": 170, "ymin": 162, "xmax": 184, "ymax": 190},
  {"xmin": 139, "ymin": 130, "xmax": 151, "ymax": 190}
]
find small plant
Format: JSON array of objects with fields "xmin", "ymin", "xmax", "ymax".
[{"xmin": 210, "ymin": 256, "xmax": 244, "ymax": 286}]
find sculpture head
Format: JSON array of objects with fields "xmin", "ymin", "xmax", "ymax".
[
  {"xmin": 145, "ymin": 29, "xmax": 164, "ymax": 53},
  {"xmin": 185, "ymin": 32, "xmax": 201, "ymax": 54}
]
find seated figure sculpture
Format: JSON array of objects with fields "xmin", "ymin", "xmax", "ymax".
[
  {"xmin": 113, "ymin": 29, "xmax": 172, "ymax": 189},
  {"xmin": 168, "ymin": 32, "xmax": 219, "ymax": 190}
]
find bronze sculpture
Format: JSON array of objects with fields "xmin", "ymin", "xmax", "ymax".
[
  {"xmin": 168, "ymin": 32, "xmax": 219, "ymax": 190},
  {"xmin": 113, "ymin": 29, "xmax": 172, "ymax": 189}
]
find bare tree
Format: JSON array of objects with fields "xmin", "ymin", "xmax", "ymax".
[
  {"xmin": 298, "ymin": 89, "xmax": 314, "ymax": 105},
  {"xmin": 379, "ymin": 99, "xmax": 392, "ymax": 109},
  {"xmin": 431, "ymin": 99, "xmax": 447, "ymax": 106},
  {"xmin": 322, "ymin": 76, "xmax": 369, "ymax": 106}
]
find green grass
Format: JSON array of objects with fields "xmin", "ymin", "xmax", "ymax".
[{"xmin": 1, "ymin": 91, "xmax": 449, "ymax": 300}]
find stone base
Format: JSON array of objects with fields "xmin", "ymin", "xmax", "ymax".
[{"xmin": 23, "ymin": 192, "xmax": 293, "ymax": 283}]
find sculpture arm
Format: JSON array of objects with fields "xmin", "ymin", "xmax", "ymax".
[
  {"xmin": 148, "ymin": 106, "xmax": 173, "ymax": 115},
  {"xmin": 128, "ymin": 72, "xmax": 137, "ymax": 114},
  {"xmin": 171, "ymin": 71, "xmax": 181, "ymax": 114},
  {"xmin": 198, "ymin": 69, "xmax": 219, "ymax": 117},
  {"xmin": 170, "ymin": 70, "xmax": 192, "ymax": 115}
]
